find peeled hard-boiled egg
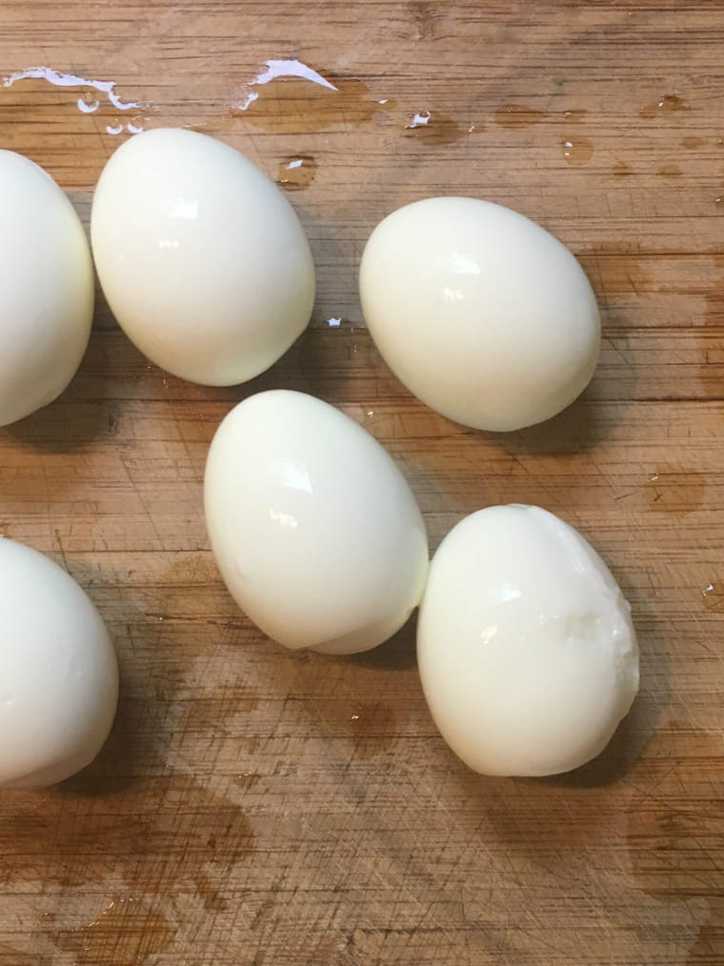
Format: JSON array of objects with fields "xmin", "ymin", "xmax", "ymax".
[
  {"xmin": 418, "ymin": 505, "xmax": 638, "ymax": 776},
  {"xmin": 0, "ymin": 151, "xmax": 94, "ymax": 427},
  {"xmin": 91, "ymin": 128, "xmax": 315, "ymax": 386},
  {"xmin": 0, "ymin": 538, "xmax": 118, "ymax": 788},
  {"xmin": 204, "ymin": 390, "xmax": 429, "ymax": 654},
  {"xmin": 359, "ymin": 197, "xmax": 600, "ymax": 432}
]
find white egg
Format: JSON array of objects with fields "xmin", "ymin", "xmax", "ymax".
[
  {"xmin": 418, "ymin": 505, "xmax": 639, "ymax": 776},
  {"xmin": 0, "ymin": 151, "xmax": 94, "ymax": 427},
  {"xmin": 359, "ymin": 197, "xmax": 600, "ymax": 432},
  {"xmin": 204, "ymin": 390, "xmax": 429, "ymax": 654},
  {"xmin": 0, "ymin": 539, "xmax": 119, "ymax": 788},
  {"xmin": 91, "ymin": 128, "xmax": 315, "ymax": 386}
]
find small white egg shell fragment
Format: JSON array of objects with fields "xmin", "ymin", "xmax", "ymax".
[
  {"xmin": 0, "ymin": 538, "xmax": 119, "ymax": 788},
  {"xmin": 0, "ymin": 151, "xmax": 94, "ymax": 427},
  {"xmin": 204, "ymin": 390, "xmax": 429, "ymax": 655},
  {"xmin": 91, "ymin": 128, "xmax": 315, "ymax": 386},
  {"xmin": 417, "ymin": 505, "xmax": 639, "ymax": 777},
  {"xmin": 359, "ymin": 197, "xmax": 600, "ymax": 432}
]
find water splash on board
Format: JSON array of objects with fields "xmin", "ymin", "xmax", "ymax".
[
  {"xmin": 237, "ymin": 58, "xmax": 337, "ymax": 110},
  {"xmin": 3, "ymin": 66, "xmax": 142, "ymax": 111}
]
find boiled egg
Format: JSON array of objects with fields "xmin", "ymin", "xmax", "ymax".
[
  {"xmin": 0, "ymin": 538, "xmax": 119, "ymax": 788},
  {"xmin": 359, "ymin": 197, "xmax": 600, "ymax": 431},
  {"xmin": 204, "ymin": 390, "xmax": 429, "ymax": 654},
  {"xmin": 0, "ymin": 151, "xmax": 94, "ymax": 427},
  {"xmin": 417, "ymin": 505, "xmax": 639, "ymax": 776},
  {"xmin": 91, "ymin": 128, "xmax": 315, "ymax": 386}
]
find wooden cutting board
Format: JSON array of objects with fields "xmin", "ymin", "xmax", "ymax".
[{"xmin": 1, "ymin": 2, "xmax": 723, "ymax": 963}]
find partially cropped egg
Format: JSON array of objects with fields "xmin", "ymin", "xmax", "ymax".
[
  {"xmin": 359, "ymin": 197, "xmax": 600, "ymax": 431},
  {"xmin": 91, "ymin": 128, "xmax": 315, "ymax": 386},
  {"xmin": 204, "ymin": 390, "xmax": 429, "ymax": 654},
  {"xmin": 0, "ymin": 151, "xmax": 94, "ymax": 427},
  {"xmin": 418, "ymin": 505, "xmax": 639, "ymax": 776},
  {"xmin": 0, "ymin": 538, "xmax": 119, "ymax": 788}
]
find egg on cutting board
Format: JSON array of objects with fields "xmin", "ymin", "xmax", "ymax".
[
  {"xmin": 418, "ymin": 505, "xmax": 639, "ymax": 776},
  {"xmin": 359, "ymin": 197, "xmax": 600, "ymax": 432},
  {"xmin": 0, "ymin": 538, "xmax": 119, "ymax": 788},
  {"xmin": 204, "ymin": 390, "xmax": 429, "ymax": 655},
  {"xmin": 0, "ymin": 151, "xmax": 94, "ymax": 427},
  {"xmin": 91, "ymin": 128, "xmax": 315, "ymax": 386}
]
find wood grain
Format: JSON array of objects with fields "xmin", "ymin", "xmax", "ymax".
[{"xmin": 1, "ymin": 1, "xmax": 724, "ymax": 963}]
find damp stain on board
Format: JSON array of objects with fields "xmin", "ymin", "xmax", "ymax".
[
  {"xmin": 54, "ymin": 899, "xmax": 174, "ymax": 966},
  {"xmin": 234, "ymin": 60, "xmax": 395, "ymax": 133},
  {"xmin": 639, "ymin": 94, "xmax": 687, "ymax": 119},
  {"xmin": 404, "ymin": 110, "xmax": 468, "ymax": 144},
  {"xmin": 2, "ymin": 769, "xmax": 254, "ymax": 960}
]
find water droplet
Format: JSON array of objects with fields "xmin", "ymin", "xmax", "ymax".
[
  {"xmin": 276, "ymin": 155, "xmax": 317, "ymax": 190},
  {"xmin": 406, "ymin": 110, "xmax": 431, "ymax": 128},
  {"xmin": 650, "ymin": 474, "xmax": 659, "ymax": 482},
  {"xmin": 716, "ymin": 197, "xmax": 722, "ymax": 205},
  {"xmin": 77, "ymin": 95, "xmax": 100, "ymax": 114},
  {"xmin": 561, "ymin": 136, "xmax": 593, "ymax": 164},
  {"xmin": 640, "ymin": 94, "xmax": 687, "ymax": 118},
  {"xmin": 351, "ymin": 713, "xmax": 360, "ymax": 721},
  {"xmin": 106, "ymin": 123, "xmax": 123, "ymax": 135},
  {"xmin": 702, "ymin": 583, "xmax": 720, "ymax": 612},
  {"xmin": 238, "ymin": 91, "xmax": 259, "ymax": 111}
]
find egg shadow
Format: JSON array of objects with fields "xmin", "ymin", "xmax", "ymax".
[
  {"xmin": 59, "ymin": 629, "xmax": 172, "ymax": 797},
  {"xmin": 45, "ymin": 556, "xmax": 187, "ymax": 798},
  {"xmin": 2, "ymin": 333, "xmax": 119, "ymax": 455},
  {"xmin": 227, "ymin": 197, "xmax": 369, "ymax": 405},
  {"xmin": 343, "ymin": 610, "xmax": 419, "ymax": 672},
  {"xmin": 499, "ymin": 390, "xmax": 608, "ymax": 458},
  {"xmin": 436, "ymin": 562, "xmax": 669, "ymax": 889}
]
